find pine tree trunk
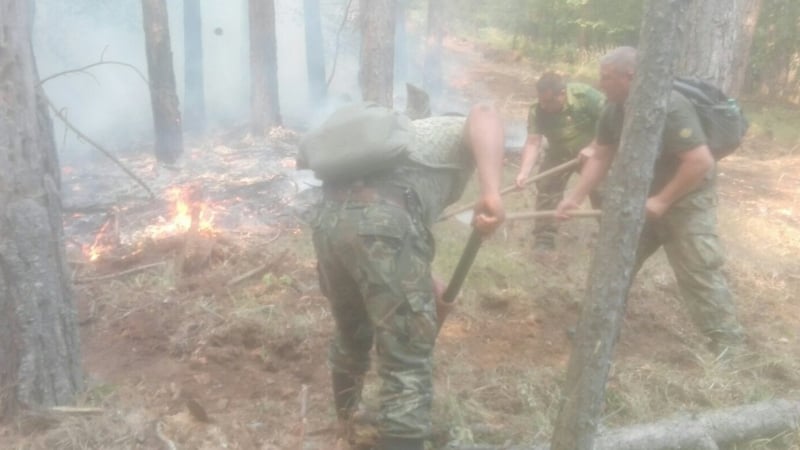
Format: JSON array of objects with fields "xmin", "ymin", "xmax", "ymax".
[
  {"xmin": 249, "ymin": 0, "xmax": 281, "ymax": 135},
  {"xmin": 0, "ymin": 0, "xmax": 83, "ymax": 419},
  {"xmin": 677, "ymin": 0, "xmax": 753, "ymax": 94},
  {"xmin": 730, "ymin": 0, "xmax": 764, "ymax": 97},
  {"xmin": 142, "ymin": 0, "xmax": 184, "ymax": 163},
  {"xmin": 394, "ymin": 0, "xmax": 409, "ymax": 85},
  {"xmin": 423, "ymin": 0, "xmax": 444, "ymax": 95},
  {"xmin": 183, "ymin": 0, "xmax": 206, "ymax": 132},
  {"xmin": 304, "ymin": 0, "xmax": 327, "ymax": 106},
  {"xmin": 549, "ymin": 1, "xmax": 691, "ymax": 449},
  {"xmin": 359, "ymin": 0, "xmax": 395, "ymax": 107}
]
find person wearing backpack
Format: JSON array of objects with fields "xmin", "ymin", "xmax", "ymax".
[
  {"xmin": 555, "ymin": 46, "xmax": 745, "ymax": 359},
  {"xmin": 300, "ymin": 103, "xmax": 505, "ymax": 450},
  {"xmin": 515, "ymin": 71, "xmax": 605, "ymax": 253}
]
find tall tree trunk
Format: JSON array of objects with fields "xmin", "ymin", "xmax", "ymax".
[
  {"xmin": 359, "ymin": 0, "xmax": 395, "ymax": 107},
  {"xmin": 423, "ymin": 0, "xmax": 444, "ymax": 95},
  {"xmin": 304, "ymin": 0, "xmax": 327, "ymax": 106},
  {"xmin": 394, "ymin": 0, "xmax": 408, "ymax": 85},
  {"xmin": 549, "ymin": 1, "xmax": 691, "ymax": 449},
  {"xmin": 730, "ymin": 0, "xmax": 764, "ymax": 97},
  {"xmin": 0, "ymin": 0, "xmax": 83, "ymax": 419},
  {"xmin": 249, "ymin": 0, "xmax": 281, "ymax": 135},
  {"xmin": 142, "ymin": 0, "xmax": 184, "ymax": 163},
  {"xmin": 677, "ymin": 0, "xmax": 753, "ymax": 94},
  {"xmin": 183, "ymin": 0, "xmax": 205, "ymax": 132}
]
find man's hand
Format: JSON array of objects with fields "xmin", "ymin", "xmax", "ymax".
[
  {"xmin": 515, "ymin": 168, "xmax": 532, "ymax": 189},
  {"xmin": 645, "ymin": 196, "xmax": 670, "ymax": 221},
  {"xmin": 472, "ymin": 193, "xmax": 505, "ymax": 235},
  {"xmin": 555, "ymin": 196, "xmax": 581, "ymax": 220},
  {"xmin": 578, "ymin": 146, "xmax": 595, "ymax": 165}
]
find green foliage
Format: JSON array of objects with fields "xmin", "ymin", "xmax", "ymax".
[
  {"xmin": 444, "ymin": 0, "xmax": 644, "ymax": 62},
  {"xmin": 748, "ymin": 0, "xmax": 800, "ymax": 100}
]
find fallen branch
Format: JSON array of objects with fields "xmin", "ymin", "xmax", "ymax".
[
  {"xmin": 448, "ymin": 399, "xmax": 800, "ymax": 450},
  {"xmin": 226, "ymin": 248, "xmax": 288, "ymax": 288},
  {"xmin": 74, "ymin": 261, "xmax": 166, "ymax": 284},
  {"xmin": 49, "ymin": 406, "xmax": 104, "ymax": 416},
  {"xmin": 47, "ymin": 99, "xmax": 156, "ymax": 199}
]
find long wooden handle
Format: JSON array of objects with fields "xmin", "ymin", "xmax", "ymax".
[
  {"xmin": 438, "ymin": 157, "xmax": 580, "ymax": 221},
  {"xmin": 505, "ymin": 209, "xmax": 601, "ymax": 221},
  {"xmin": 441, "ymin": 229, "xmax": 483, "ymax": 304}
]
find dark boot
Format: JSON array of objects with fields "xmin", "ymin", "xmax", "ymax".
[
  {"xmin": 378, "ymin": 436, "xmax": 424, "ymax": 450},
  {"xmin": 332, "ymin": 371, "xmax": 361, "ymax": 420}
]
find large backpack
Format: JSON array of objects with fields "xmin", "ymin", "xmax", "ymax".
[
  {"xmin": 673, "ymin": 77, "xmax": 749, "ymax": 160},
  {"xmin": 297, "ymin": 102, "xmax": 412, "ymax": 182}
]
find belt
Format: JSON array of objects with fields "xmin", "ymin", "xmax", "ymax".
[{"xmin": 322, "ymin": 183, "xmax": 413, "ymax": 210}]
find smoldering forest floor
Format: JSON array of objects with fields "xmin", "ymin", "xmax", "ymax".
[{"xmin": 4, "ymin": 40, "xmax": 800, "ymax": 449}]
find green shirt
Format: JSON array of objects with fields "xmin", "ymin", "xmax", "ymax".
[
  {"xmin": 596, "ymin": 90, "xmax": 708, "ymax": 195},
  {"xmin": 380, "ymin": 116, "xmax": 474, "ymax": 226},
  {"xmin": 527, "ymin": 82, "xmax": 605, "ymax": 158}
]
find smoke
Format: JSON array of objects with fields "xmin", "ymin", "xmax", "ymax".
[
  {"xmin": 33, "ymin": 0, "xmax": 365, "ymax": 160},
  {"xmin": 32, "ymin": 0, "xmax": 501, "ymax": 159}
]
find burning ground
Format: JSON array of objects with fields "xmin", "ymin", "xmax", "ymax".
[{"xmin": 3, "ymin": 42, "xmax": 800, "ymax": 449}]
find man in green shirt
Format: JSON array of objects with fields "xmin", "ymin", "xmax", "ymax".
[
  {"xmin": 556, "ymin": 47, "xmax": 744, "ymax": 358},
  {"xmin": 516, "ymin": 71, "xmax": 605, "ymax": 252}
]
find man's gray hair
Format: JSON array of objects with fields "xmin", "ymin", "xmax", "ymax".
[{"xmin": 600, "ymin": 46, "xmax": 637, "ymax": 75}]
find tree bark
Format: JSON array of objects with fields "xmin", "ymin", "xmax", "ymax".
[
  {"xmin": 549, "ymin": 1, "xmax": 691, "ymax": 449},
  {"xmin": 303, "ymin": 0, "xmax": 327, "ymax": 106},
  {"xmin": 677, "ymin": 0, "xmax": 756, "ymax": 94},
  {"xmin": 249, "ymin": 0, "xmax": 282, "ymax": 135},
  {"xmin": 451, "ymin": 400, "xmax": 800, "ymax": 450},
  {"xmin": 730, "ymin": 0, "xmax": 764, "ymax": 97},
  {"xmin": 394, "ymin": 0, "xmax": 409, "ymax": 85},
  {"xmin": 142, "ymin": 0, "xmax": 184, "ymax": 163},
  {"xmin": 0, "ymin": 0, "xmax": 83, "ymax": 419},
  {"xmin": 423, "ymin": 0, "xmax": 444, "ymax": 95},
  {"xmin": 359, "ymin": 0, "xmax": 395, "ymax": 107},
  {"xmin": 183, "ymin": 0, "xmax": 206, "ymax": 132}
]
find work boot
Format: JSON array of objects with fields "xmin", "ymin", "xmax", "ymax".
[
  {"xmin": 377, "ymin": 436, "xmax": 424, "ymax": 450},
  {"xmin": 708, "ymin": 332, "xmax": 745, "ymax": 363},
  {"xmin": 332, "ymin": 371, "xmax": 362, "ymax": 442}
]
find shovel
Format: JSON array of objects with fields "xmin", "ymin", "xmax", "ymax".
[{"xmin": 435, "ymin": 208, "xmax": 600, "ymax": 330}]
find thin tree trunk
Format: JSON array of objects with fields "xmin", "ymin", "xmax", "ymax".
[
  {"xmin": 249, "ymin": 0, "xmax": 281, "ymax": 135},
  {"xmin": 730, "ymin": 0, "xmax": 764, "ymax": 97},
  {"xmin": 423, "ymin": 0, "xmax": 444, "ymax": 95},
  {"xmin": 0, "ymin": 0, "xmax": 83, "ymax": 419},
  {"xmin": 549, "ymin": 1, "xmax": 691, "ymax": 449},
  {"xmin": 183, "ymin": 0, "xmax": 205, "ymax": 132},
  {"xmin": 304, "ymin": 0, "xmax": 327, "ymax": 106},
  {"xmin": 394, "ymin": 0, "xmax": 408, "ymax": 85},
  {"xmin": 359, "ymin": 0, "xmax": 395, "ymax": 107},
  {"xmin": 142, "ymin": 0, "xmax": 184, "ymax": 163}
]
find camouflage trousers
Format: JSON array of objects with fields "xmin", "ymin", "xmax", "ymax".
[
  {"xmin": 533, "ymin": 151, "xmax": 602, "ymax": 247},
  {"xmin": 310, "ymin": 197, "xmax": 437, "ymax": 440},
  {"xmin": 634, "ymin": 186, "xmax": 744, "ymax": 352}
]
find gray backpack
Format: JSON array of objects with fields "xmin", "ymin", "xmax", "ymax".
[{"xmin": 297, "ymin": 102, "xmax": 412, "ymax": 181}]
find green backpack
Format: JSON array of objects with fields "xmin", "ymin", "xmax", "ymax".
[{"xmin": 297, "ymin": 102, "xmax": 412, "ymax": 181}]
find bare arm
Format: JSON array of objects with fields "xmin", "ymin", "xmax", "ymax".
[
  {"xmin": 515, "ymin": 134, "xmax": 542, "ymax": 188},
  {"xmin": 646, "ymin": 144, "xmax": 714, "ymax": 219},
  {"xmin": 465, "ymin": 104, "xmax": 506, "ymax": 235},
  {"xmin": 556, "ymin": 140, "xmax": 613, "ymax": 219}
]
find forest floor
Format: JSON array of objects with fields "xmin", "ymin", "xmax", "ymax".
[{"xmin": 3, "ymin": 39, "xmax": 800, "ymax": 450}]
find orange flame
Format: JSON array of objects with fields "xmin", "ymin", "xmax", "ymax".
[
  {"xmin": 144, "ymin": 186, "xmax": 217, "ymax": 238},
  {"xmin": 84, "ymin": 220, "xmax": 113, "ymax": 262}
]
